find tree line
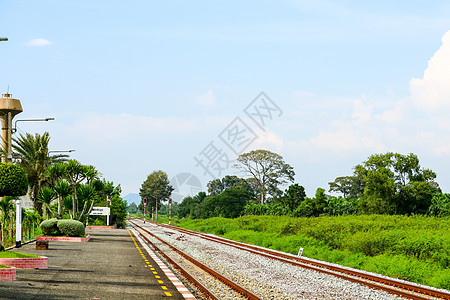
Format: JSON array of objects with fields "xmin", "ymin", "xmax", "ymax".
[
  {"xmin": 174, "ymin": 150, "xmax": 449, "ymax": 219},
  {"xmin": 0, "ymin": 132, "xmax": 128, "ymax": 247}
]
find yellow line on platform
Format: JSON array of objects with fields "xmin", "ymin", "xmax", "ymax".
[{"xmin": 128, "ymin": 229, "xmax": 175, "ymax": 298}]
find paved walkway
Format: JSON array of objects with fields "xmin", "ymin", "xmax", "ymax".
[{"xmin": 0, "ymin": 227, "xmax": 188, "ymax": 300}]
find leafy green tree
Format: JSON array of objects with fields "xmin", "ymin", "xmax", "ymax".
[
  {"xmin": 279, "ymin": 183, "xmax": 306, "ymax": 211},
  {"xmin": 12, "ymin": 132, "xmax": 68, "ymax": 215},
  {"xmin": 0, "ymin": 163, "xmax": 28, "ymax": 197},
  {"xmin": 199, "ymin": 189, "xmax": 254, "ymax": 219},
  {"xmin": 329, "ymin": 175, "xmax": 365, "ymax": 200},
  {"xmin": 207, "ymin": 175, "xmax": 254, "ymax": 196},
  {"xmin": 0, "ymin": 163, "xmax": 28, "ymax": 249},
  {"xmin": 127, "ymin": 202, "xmax": 138, "ymax": 214},
  {"xmin": 178, "ymin": 192, "xmax": 206, "ymax": 218},
  {"xmin": 293, "ymin": 188, "xmax": 328, "ymax": 217},
  {"xmin": 139, "ymin": 170, "xmax": 174, "ymax": 220},
  {"xmin": 110, "ymin": 194, "xmax": 127, "ymax": 228},
  {"xmin": 234, "ymin": 149, "xmax": 295, "ymax": 204},
  {"xmin": 355, "ymin": 152, "xmax": 438, "ymax": 215}
]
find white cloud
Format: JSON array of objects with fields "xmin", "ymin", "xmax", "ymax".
[
  {"xmin": 352, "ymin": 99, "xmax": 373, "ymax": 124},
  {"xmin": 375, "ymin": 102, "xmax": 403, "ymax": 123},
  {"xmin": 251, "ymin": 129, "xmax": 284, "ymax": 152},
  {"xmin": 309, "ymin": 125, "xmax": 384, "ymax": 153},
  {"xmin": 64, "ymin": 112, "xmax": 200, "ymax": 145},
  {"xmin": 410, "ymin": 30, "xmax": 450, "ymax": 110},
  {"xmin": 194, "ymin": 90, "xmax": 215, "ymax": 107},
  {"xmin": 26, "ymin": 38, "xmax": 53, "ymax": 46}
]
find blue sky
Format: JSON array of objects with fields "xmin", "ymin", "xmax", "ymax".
[{"xmin": 1, "ymin": 1, "xmax": 450, "ymax": 200}]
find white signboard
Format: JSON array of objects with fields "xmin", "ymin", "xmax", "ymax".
[{"xmin": 90, "ymin": 207, "xmax": 110, "ymax": 216}]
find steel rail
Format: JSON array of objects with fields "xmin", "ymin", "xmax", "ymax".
[
  {"xmin": 146, "ymin": 220, "xmax": 449, "ymax": 300},
  {"xmin": 130, "ymin": 220, "xmax": 262, "ymax": 300}
]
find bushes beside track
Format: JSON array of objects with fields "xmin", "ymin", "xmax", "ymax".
[{"xmin": 172, "ymin": 215, "xmax": 450, "ymax": 289}]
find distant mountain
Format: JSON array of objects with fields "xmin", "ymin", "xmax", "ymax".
[{"xmin": 123, "ymin": 193, "xmax": 141, "ymax": 206}]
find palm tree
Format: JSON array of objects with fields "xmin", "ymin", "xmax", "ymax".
[
  {"xmin": 47, "ymin": 163, "xmax": 71, "ymax": 219},
  {"xmin": 12, "ymin": 132, "xmax": 68, "ymax": 215},
  {"xmin": 0, "ymin": 196, "xmax": 14, "ymax": 243},
  {"xmin": 37, "ymin": 187, "xmax": 57, "ymax": 219},
  {"xmin": 22, "ymin": 209, "xmax": 41, "ymax": 239},
  {"xmin": 53, "ymin": 180, "xmax": 71, "ymax": 219},
  {"xmin": 83, "ymin": 165, "xmax": 100, "ymax": 184},
  {"xmin": 64, "ymin": 160, "xmax": 86, "ymax": 218},
  {"xmin": 76, "ymin": 183, "xmax": 96, "ymax": 221}
]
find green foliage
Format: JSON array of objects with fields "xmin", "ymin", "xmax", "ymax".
[
  {"xmin": 111, "ymin": 194, "xmax": 127, "ymax": 228},
  {"xmin": 0, "ymin": 197, "xmax": 15, "ymax": 240},
  {"xmin": 278, "ymin": 183, "xmax": 306, "ymax": 211},
  {"xmin": 40, "ymin": 218, "xmax": 85, "ymax": 237},
  {"xmin": 207, "ymin": 175, "xmax": 255, "ymax": 196},
  {"xmin": 234, "ymin": 149, "xmax": 295, "ymax": 204},
  {"xmin": 324, "ymin": 197, "xmax": 358, "ymax": 216},
  {"xmin": 354, "ymin": 152, "xmax": 439, "ymax": 215},
  {"xmin": 293, "ymin": 188, "xmax": 328, "ymax": 217},
  {"xmin": 40, "ymin": 218, "xmax": 61, "ymax": 236},
  {"xmin": 429, "ymin": 194, "xmax": 450, "ymax": 217},
  {"xmin": 193, "ymin": 189, "xmax": 254, "ymax": 219},
  {"xmin": 139, "ymin": 170, "xmax": 174, "ymax": 210},
  {"xmin": 57, "ymin": 219, "xmax": 85, "ymax": 237},
  {"xmin": 329, "ymin": 175, "xmax": 365, "ymax": 199},
  {"xmin": 173, "ymin": 215, "xmax": 450, "ymax": 289},
  {"xmin": 22, "ymin": 209, "xmax": 42, "ymax": 237},
  {"xmin": 178, "ymin": 192, "xmax": 206, "ymax": 218},
  {"xmin": 127, "ymin": 202, "xmax": 138, "ymax": 213},
  {"xmin": 243, "ymin": 203, "xmax": 269, "ymax": 215},
  {"xmin": 13, "ymin": 132, "xmax": 68, "ymax": 215},
  {"xmin": 0, "ymin": 163, "xmax": 28, "ymax": 197}
]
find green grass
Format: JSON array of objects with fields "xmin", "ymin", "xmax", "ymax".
[
  {"xmin": 0, "ymin": 264, "xmax": 11, "ymax": 268},
  {"xmin": 0, "ymin": 251, "xmax": 41, "ymax": 258},
  {"xmin": 171, "ymin": 215, "xmax": 450, "ymax": 290}
]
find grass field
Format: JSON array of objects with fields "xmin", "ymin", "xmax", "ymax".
[{"xmin": 167, "ymin": 215, "xmax": 450, "ymax": 290}]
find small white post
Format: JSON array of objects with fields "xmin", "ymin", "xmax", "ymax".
[
  {"xmin": 107, "ymin": 209, "xmax": 110, "ymax": 226},
  {"xmin": 15, "ymin": 199, "xmax": 22, "ymax": 247},
  {"xmin": 298, "ymin": 247, "xmax": 304, "ymax": 257}
]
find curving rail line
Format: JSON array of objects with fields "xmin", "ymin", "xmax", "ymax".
[
  {"xmin": 129, "ymin": 219, "xmax": 262, "ymax": 300},
  {"xmin": 134, "ymin": 218, "xmax": 449, "ymax": 300}
]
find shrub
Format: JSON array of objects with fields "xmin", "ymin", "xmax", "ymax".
[
  {"xmin": 40, "ymin": 219, "xmax": 61, "ymax": 236},
  {"xmin": 40, "ymin": 219, "xmax": 85, "ymax": 237},
  {"xmin": 57, "ymin": 219, "xmax": 85, "ymax": 237},
  {"xmin": 0, "ymin": 163, "xmax": 28, "ymax": 197}
]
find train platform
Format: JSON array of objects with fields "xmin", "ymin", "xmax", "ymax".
[{"xmin": 0, "ymin": 226, "xmax": 191, "ymax": 299}]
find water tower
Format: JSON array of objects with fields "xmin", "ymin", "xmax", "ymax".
[{"xmin": 0, "ymin": 93, "xmax": 22, "ymax": 163}]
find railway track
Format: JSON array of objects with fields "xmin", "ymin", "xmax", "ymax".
[
  {"xmin": 132, "ymin": 218, "xmax": 449, "ymax": 300},
  {"xmin": 129, "ymin": 219, "xmax": 262, "ymax": 299}
]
